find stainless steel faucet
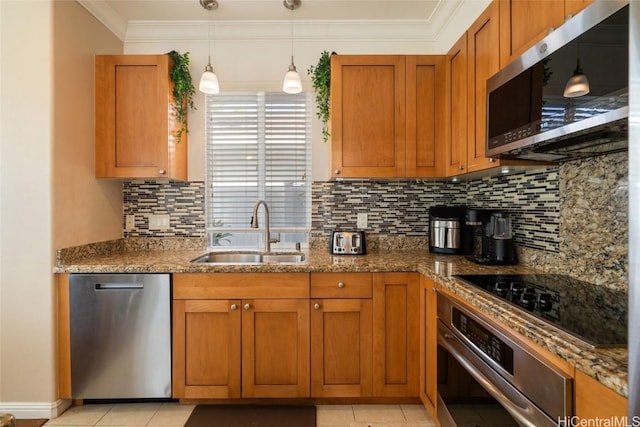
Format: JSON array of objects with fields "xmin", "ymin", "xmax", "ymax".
[{"xmin": 251, "ymin": 200, "xmax": 279, "ymax": 253}]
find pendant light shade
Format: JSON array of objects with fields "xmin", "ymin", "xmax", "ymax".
[
  {"xmin": 283, "ymin": 0, "xmax": 302, "ymax": 94},
  {"xmin": 283, "ymin": 58, "xmax": 302, "ymax": 94},
  {"xmin": 563, "ymin": 58, "xmax": 590, "ymax": 98},
  {"xmin": 199, "ymin": 0, "xmax": 220, "ymax": 95},
  {"xmin": 199, "ymin": 60, "xmax": 220, "ymax": 94}
]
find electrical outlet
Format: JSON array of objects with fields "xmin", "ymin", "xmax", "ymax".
[
  {"xmin": 149, "ymin": 214, "xmax": 170, "ymax": 230},
  {"xmin": 357, "ymin": 213, "xmax": 368, "ymax": 229},
  {"xmin": 125, "ymin": 215, "xmax": 135, "ymax": 230}
]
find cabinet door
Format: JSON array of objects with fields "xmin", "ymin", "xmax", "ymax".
[
  {"xmin": 95, "ymin": 55, "xmax": 187, "ymax": 180},
  {"xmin": 242, "ymin": 299, "xmax": 310, "ymax": 398},
  {"xmin": 445, "ymin": 34, "xmax": 468, "ymax": 177},
  {"xmin": 499, "ymin": 0, "xmax": 565, "ymax": 67},
  {"xmin": 373, "ymin": 272, "xmax": 420, "ymax": 397},
  {"xmin": 467, "ymin": 1, "xmax": 502, "ymax": 173},
  {"xmin": 406, "ymin": 56, "xmax": 446, "ymax": 178},
  {"xmin": 575, "ymin": 370, "xmax": 627, "ymax": 419},
  {"xmin": 565, "ymin": 0, "xmax": 593, "ymax": 18},
  {"xmin": 311, "ymin": 298, "xmax": 373, "ymax": 397},
  {"xmin": 173, "ymin": 299, "xmax": 241, "ymax": 399},
  {"xmin": 330, "ymin": 55, "xmax": 406, "ymax": 178},
  {"xmin": 419, "ymin": 276, "xmax": 438, "ymax": 419}
]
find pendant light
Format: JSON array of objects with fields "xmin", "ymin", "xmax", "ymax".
[
  {"xmin": 199, "ymin": 0, "xmax": 220, "ymax": 95},
  {"xmin": 282, "ymin": 0, "xmax": 302, "ymax": 94},
  {"xmin": 563, "ymin": 42, "xmax": 590, "ymax": 98}
]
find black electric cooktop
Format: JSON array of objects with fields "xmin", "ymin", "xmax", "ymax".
[{"xmin": 454, "ymin": 274, "xmax": 628, "ymax": 347}]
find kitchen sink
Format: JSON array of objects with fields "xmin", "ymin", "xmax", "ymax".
[{"xmin": 191, "ymin": 251, "xmax": 306, "ymax": 264}]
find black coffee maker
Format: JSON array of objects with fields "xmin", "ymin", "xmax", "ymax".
[{"xmin": 464, "ymin": 209, "xmax": 517, "ymax": 265}]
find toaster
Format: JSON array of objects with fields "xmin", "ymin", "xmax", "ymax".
[{"xmin": 330, "ymin": 230, "xmax": 366, "ymax": 255}]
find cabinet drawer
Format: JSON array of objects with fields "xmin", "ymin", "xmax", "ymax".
[
  {"xmin": 311, "ymin": 273, "xmax": 372, "ymax": 298},
  {"xmin": 174, "ymin": 273, "xmax": 309, "ymax": 299}
]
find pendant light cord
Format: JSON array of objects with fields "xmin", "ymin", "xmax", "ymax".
[
  {"xmin": 290, "ymin": 5, "xmax": 294, "ymax": 64},
  {"xmin": 208, "ymin": 6, "xmax": 212, "ymax": 64}
]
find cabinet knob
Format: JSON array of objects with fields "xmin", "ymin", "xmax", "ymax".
[
  {"xmin": 159, "ymin": 169, "xmax": 166, "ymax": 175},
  {"xmin": 334, "ymin": 169, "xmax": 341, "ymax": 175},
  {"xmin": 488, "ymin": 157, "xmax": 496, "ymax": 163},
  {"xmin": 244, "ymin": 303, "xmax": 251, "ymax": 310},
  {"xmin": 458, "ymin": 165, "xmax": 464, "ymax": 171},
  {"xmin": 230, "ymin": 304, "xmax": 238, "ymax": 311},
  {"xmin": 431, "ymin": 287, "xmax": 437, "ymax": 293},
  {"xmin": 539, "ymin": 43, "xmax": 548, "ymax": 54},
  {"xmin": 314, "ymin": 303, "xmax": 321, "ymax": 310},
  {"xmin": 338, "ymin": 282, "xmax": 345, "ymax": 289}
]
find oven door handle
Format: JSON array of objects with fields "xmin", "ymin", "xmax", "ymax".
[{"xmin": 438, "ymin": 321, "xmax": 556, "ymax": 427}]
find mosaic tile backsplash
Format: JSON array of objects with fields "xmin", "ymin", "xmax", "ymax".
[
  {"xmin": 122, "ymin": 153, "xmax": 628, "ymax": 289},
  {"xmin": 123, "ymin": 180, "xmax": 205, "ymax": 238},
  {"xmin": 311, "ymin": 167, "xmax": 560, "ymax": 252}
]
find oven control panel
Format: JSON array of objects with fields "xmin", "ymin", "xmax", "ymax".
[{"xmin": 452, "ymin": 307, "xmax": 514, "ymax": 374}]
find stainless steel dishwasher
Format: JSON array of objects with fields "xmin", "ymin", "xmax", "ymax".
[{"xmin": 69, "ymin": 273, "xmax": 171, "ymax": 399}]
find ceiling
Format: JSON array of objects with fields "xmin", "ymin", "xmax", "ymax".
[{"xmin": 89, "ymin": 0, "xmax": 442, "ymax": 22}]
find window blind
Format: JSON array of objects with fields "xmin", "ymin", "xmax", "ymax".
[{"xmin": 205, "ymin": 92, "xmax": 312, "ymax": 248}]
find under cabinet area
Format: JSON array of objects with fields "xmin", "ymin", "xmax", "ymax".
[
  {"xmin": 95, "ymin": 55, "xmax": 187, "ymax": 180},
  {"xmin": 172, "ymin": 273, "xmax": 310, "ymax": 399}
]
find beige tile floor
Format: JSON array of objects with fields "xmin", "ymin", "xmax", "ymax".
[{"xmin": 42, "ymin": 402, "xmax": 436, "ymax": 427}]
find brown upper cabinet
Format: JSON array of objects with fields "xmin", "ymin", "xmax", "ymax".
[
  {"xmin": 95, "ymin": 55, "xmax": 188, "ymax": 180},
  {"xmin": 444, "ymin": 34, "xmax": 468, "ymax": 176},
  {"xmin": 446, "ymin": 2, "xmax": 503, "ymax": 175},
  {"xmin": 499, "ymin": 0, "xmax": 594, "ymax": 68},
  {"xmin": 330, "ymin": 55, "xmax": 445, "ymax": 179},
  {"xmin": 467, "ymin": 1, "xmax": 502, "ymax": 173},
  {"xmin": 446, "ymin": 0, "xmax": 549, "ymax": 177}
]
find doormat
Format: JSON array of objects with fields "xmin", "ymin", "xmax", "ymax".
[{"xmin": 184, "ymin": 404, "xmax": 316, "ymax": 427}]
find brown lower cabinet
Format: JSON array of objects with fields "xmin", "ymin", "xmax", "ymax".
[
  {"xmin": 373, "ymin": 272, "xmax": 420, "ymax": 397},
  {"xmin": 172, "ymin": 271, "xmax": 419, "ymax": 400},
  {"xmin": 310, "ymin": 273, "xmax": 373, "ymax": 397},
  {"xmin": 172, "ymin": 273, "xmax": 310, "ymax": 399},
  {"xmin": 419, "ymin": 275, "xmax": 438, "ymax": 419}
]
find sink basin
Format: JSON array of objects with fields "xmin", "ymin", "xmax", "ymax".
[{"xmin": 191, "ymin": 251, "xmax": 306, "ymax": 264}]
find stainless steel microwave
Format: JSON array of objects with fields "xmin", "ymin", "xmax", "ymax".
[{"xmin": 486, "ymin": 0, "xmax": 629, "ymax": 162}]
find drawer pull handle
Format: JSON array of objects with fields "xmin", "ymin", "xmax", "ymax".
[{"xmin": 338, "ymin": 282, "xmax": 345, "ymax": 288}]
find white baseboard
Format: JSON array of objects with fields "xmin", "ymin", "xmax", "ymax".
[{"xmin": 0, "ymin": 399, "xmax": 71, "ymax": 419}]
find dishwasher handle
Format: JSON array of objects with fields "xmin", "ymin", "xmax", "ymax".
[{"xmin": 95, "ymin": 283, "xmax": 144, "ymax": 290}]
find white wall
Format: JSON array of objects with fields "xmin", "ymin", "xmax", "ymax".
[
  {"xmin": 1, "ymin": 0, "xmax": 56, "ymax": 411},
  {"xmin": 52, "ymin": 0, "xmax": 123, "ymax": 249},
  {"xmin": 0, "ymin": 0, "xmax": 123, "ymax": 417}
]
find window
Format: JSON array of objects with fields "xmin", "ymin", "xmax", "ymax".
[{"xmin": 205, "ymin": 92, "xmax": 312, "ymax": 248}]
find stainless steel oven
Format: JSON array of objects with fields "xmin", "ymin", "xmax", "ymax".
[{"xmin": 436, "ymin": 292, "xmax": 573, "ymax": 427}]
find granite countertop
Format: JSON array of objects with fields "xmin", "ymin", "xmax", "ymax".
[{"xmin": 55, "ymin": 243, "xmax": 628, "ymax": 399}]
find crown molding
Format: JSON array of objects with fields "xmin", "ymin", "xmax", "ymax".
[
  {"xmin": 77, "ymin": 0, "xmax": 127, "ymax": 41},
  {"xmin": 125, "ymin": 19, "xmax": 440, "ymax": 43},
  {"xmin": 77, "ymin": 0, "xmax": 479, "ymax": 49}
]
